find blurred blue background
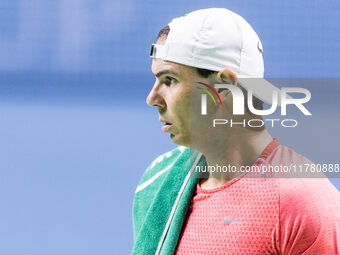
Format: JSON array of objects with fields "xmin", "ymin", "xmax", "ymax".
[{"xmin": 0, "ymin": 1, "xmax": 339, "ymax": 254}]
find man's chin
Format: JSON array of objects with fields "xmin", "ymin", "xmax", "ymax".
[{"xmin": 169, "ymin": 133, "xmax": 190, "ymax": 147}]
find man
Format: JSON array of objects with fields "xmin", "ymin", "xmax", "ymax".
[{"xmin": 132, "ymin": 8, "xmax": 340, "ymax": 255}]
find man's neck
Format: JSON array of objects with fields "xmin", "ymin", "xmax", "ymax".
[{"xmin": 198, "ymin": 129, "xmax": 273, "ymax": 190}]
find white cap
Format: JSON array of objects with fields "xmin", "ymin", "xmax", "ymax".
[{"xmin": 150, "ymin": 8, "xmax": 282, "ymax": 106}]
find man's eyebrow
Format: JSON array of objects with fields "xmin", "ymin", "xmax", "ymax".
[{"xmin": 154, "ymin": 70, "xmax": 180, "ymax": 78}]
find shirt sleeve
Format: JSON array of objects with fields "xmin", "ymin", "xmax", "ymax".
[{"xmin": 278, "ymin": 178, "xmax": 340, "ymax": 255}]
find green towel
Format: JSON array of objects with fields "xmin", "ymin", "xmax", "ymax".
[{"xmin": 132, "ymin": 146, "xmax": 206, "ymax": 255}]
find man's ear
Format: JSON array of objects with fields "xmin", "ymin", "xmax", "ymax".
[{"xmin": 216, "ymin": 68, "xmax": 238, "ymax": 86}]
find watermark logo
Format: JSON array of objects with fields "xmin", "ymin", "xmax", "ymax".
[
  {"xmin": 195, "ymin": 80, "xmax": 312, "ymax": 128},
  {"xmin": 198, "ymin": 83, "xmax": 312, "ymax": 116}
]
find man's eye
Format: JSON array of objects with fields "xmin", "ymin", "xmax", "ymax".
[{"xmin": 164, "ymin": 76, "xmax": 177, "ymax": 86}]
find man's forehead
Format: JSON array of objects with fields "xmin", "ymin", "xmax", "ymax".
[
  {"xmin": 152, "ymin": 59, "xmax": 178, "ymax": 75},
  {"xmin": 151, "ymin": 58, "xmax": 196, "ymax": 77}
]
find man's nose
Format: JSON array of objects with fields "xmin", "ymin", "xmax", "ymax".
[{"xmin": 146, "ymin": 83, "xmax": 165, "ymax": 108}]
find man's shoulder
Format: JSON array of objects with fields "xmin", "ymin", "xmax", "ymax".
[
  {"xmin": 277, "ymin": 177, "xmax": 340, "ymax": 253},
  {"xmin": 270, "ymin": 144, "xmax": 340, "ymax": 253},
  {"xmin": 278, "ymin": 177, "xmax": 340, "ymax": 210},
  {"xmin": 267, "ymin": 143, "xmax": 339, "ymax": 199},
  {"xmin": 263, "ymin": 142, "xmax": 340, "ymax": 211}
]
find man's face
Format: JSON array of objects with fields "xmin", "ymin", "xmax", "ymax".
[{"xmin": 147, "ymin": 57, "xmax": 198, "ymax": 146}]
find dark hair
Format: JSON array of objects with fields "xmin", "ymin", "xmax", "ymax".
[
  {"xmin": 157, "ymin": 26, "xmax": 170, "ymax": 40},
  {"xmin": 157, "ymin": 25, "xmax": 263, "ymax": 111}
]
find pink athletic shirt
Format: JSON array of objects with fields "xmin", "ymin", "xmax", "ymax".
[{"xmin": 175, "ymin": 139, "xmax": 340, "ymax": 254}]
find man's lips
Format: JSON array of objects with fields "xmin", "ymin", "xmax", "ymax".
[
  {"xmin": 160, "ymin": 119, "xmax": 172, "ymax": 132},
  {"xmin": 161, "ymin": 123, "xmax": 172, "ymax": 132}
]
